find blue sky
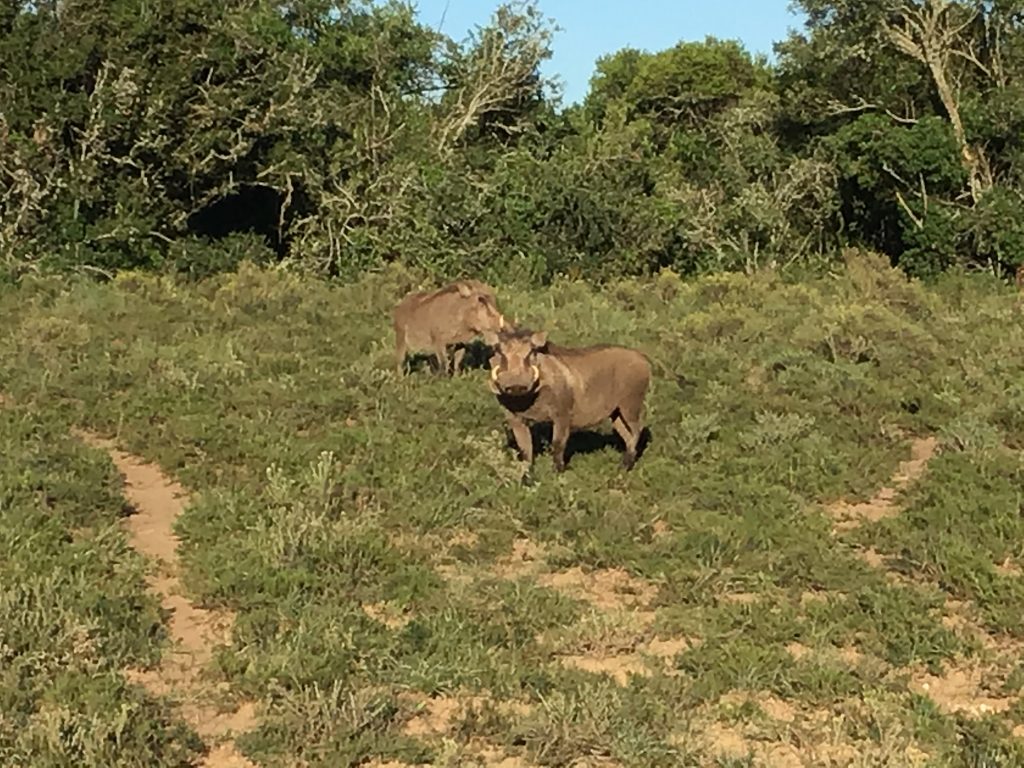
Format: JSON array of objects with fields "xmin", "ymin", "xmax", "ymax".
[{"xmin": 412, "ymin": 1, "xmax": 807, "ymax": 105}]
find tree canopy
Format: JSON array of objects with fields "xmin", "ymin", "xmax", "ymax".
[{"xmin": 3, "ymin": 0, "xmax": 1024, "ymax": 284}]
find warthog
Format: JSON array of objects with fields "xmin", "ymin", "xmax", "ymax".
[
  {"xmin": 483, "ymin": 327, "xmax": 651, "ymax": 473},
  {"xmin": 393, "ymin": 279, "xmax": 506, "ymax": 375}
]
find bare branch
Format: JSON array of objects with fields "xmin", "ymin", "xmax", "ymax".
[
  {"xmin": 895, "ymin": 189, "xmax": 924, "ymax": 229},
  {"xmin": 825, "ymin": 96, "xmax": 919, "ymax": 125}
]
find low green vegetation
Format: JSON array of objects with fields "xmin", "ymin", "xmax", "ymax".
[
  {"xmin": 2, "ymin": 252, "xmax": 1024, "ymax": 765},
  {"xmin": 0, "ymin": 402, "xmax": 200, "ymax": 765}
]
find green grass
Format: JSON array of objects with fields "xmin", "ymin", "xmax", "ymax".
[
  {"xmin": 0, "ymin": 404, "xmax": 201, "ymax": 766},
  {"xmin": 3, "ymin": 252, "xmax": 1024, "ymax": 765}
]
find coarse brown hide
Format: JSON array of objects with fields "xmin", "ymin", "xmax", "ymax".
[
  {"xmin": 392, "ymin": 279, "xmax": 506, "ymax": 375},
  {"xmin": 483, "ymin": 327, "xmax": 651, "ymax": 473}
]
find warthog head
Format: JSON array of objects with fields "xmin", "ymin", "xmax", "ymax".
[
  {"xmin": 484, "ymin": 327, "xmax": 547, "ymax": 396},
  {"xmin": 456, "ymin": 281, "xmax": 507, "ymax": 337}
]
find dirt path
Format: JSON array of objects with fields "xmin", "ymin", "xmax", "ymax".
[
  {"xmin": 828, "ymin": 436, "xmax": 938, "ymax": 532},
  {"xmin": 828, "ymin": 435, "xmax": 1024, "ymax": 726},
  {"xmin": 75, "ymin": 430, "xmax": 259, "ymax": 768}
]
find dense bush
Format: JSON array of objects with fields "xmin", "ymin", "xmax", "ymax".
[{"xmin": 3, "ymin": 0, "xmax": 1024, "ymax": 284}]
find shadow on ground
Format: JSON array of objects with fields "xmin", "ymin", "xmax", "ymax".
[
  {"xmin": 506, "ymin": 422, "xmax": 653, "ymax": 468},
  {"xmin": 401, "ymin": 339, "xmax": 494, "ymax": 375}
]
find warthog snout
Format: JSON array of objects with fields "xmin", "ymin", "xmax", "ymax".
[
  {"xmin": 468, "ymin": 295, "xmax": 506, "ymax": 337},
  {"xmin": 490, "ymin": 368, "xmax": 538, "ymax": 396}
]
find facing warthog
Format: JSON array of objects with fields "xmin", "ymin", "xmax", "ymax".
[
  {"xmin": 393, "ymin": 279, "xmax": 506, "ymax": 376},
  {"xmin": 483, "ymin": 327, "xmax": 651, "ymax": 474}
]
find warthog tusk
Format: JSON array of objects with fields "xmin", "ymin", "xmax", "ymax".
[
  {"xmin": 499, "ymin": 315, "xmax": 506, "ymax": 329},
  {"xmin": 530, "ymin": 364, "xmax": 540, "ymax": 383},
  {"xmin": 490, "ymin": 366, "xmax": 500, "ymax": 382}
]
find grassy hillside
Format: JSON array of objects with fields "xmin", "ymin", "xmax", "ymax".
[{"xmin": 2, "ymin": 252, "xmax": 1024, "ymax": 766}]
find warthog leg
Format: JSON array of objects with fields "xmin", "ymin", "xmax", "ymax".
[
  {"xmin": 507, "ymin": 415, "xmax": 534, "ymax": 466},
  {"xmin": 551, "ymin": 417, "xmax": 571, "ymax": 473},
  {"xmin": 452, "ymin": 347, "xmax": 466, "ymax": 376},
  {"xmin": 611, "ymin": 406, "xmax": 643, "ymax": 470},
  {"xmin": 432, "ymin": 337, "xmax": 450, "ymax": 376}
]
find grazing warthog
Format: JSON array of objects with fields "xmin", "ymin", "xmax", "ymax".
[
  {"xmin": 483, "ymin": 327, "xmax": 651, "ymax": 473},
  {"xmin": 393, "ymin": 279, "xmax": 506, "ymax": 376}
]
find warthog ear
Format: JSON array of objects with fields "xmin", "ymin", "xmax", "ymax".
[
  {"xmin": 530, "ymin": 330, "xmax": 548, "ymax": 349},
  {"xmin": 456, "ymin": 282, "xmax": 472, "ymax": 297}
]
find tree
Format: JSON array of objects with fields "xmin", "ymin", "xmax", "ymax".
[
  {"xmin": 779, "ymin": 0, "xmax": 1024, "ymax": 274},
  {"xmin": 885, "ymin": 0, "xmax": 994, "ymax": 201},
  {"xmin": 585, "ymin": 37, "xmax": 771, "ymax": 134},
  {"xmin": 432, "ymin": 1, "xmax": 556, "ymax": 156}
]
